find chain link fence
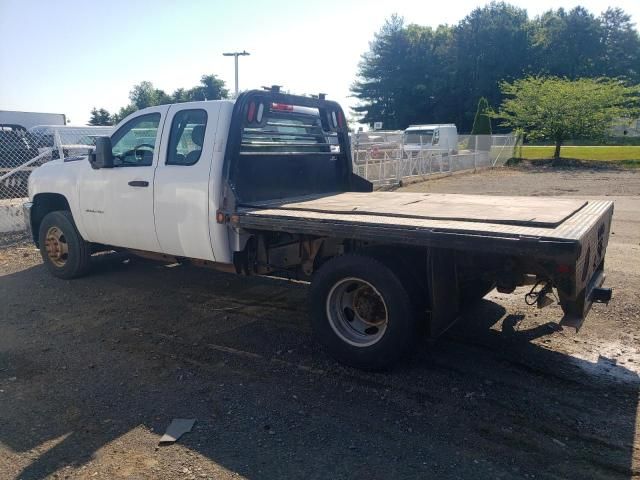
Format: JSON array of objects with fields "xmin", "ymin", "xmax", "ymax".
[{"xmin": 0, "ymin": 125, "xmax": 113, "ymax": 240}]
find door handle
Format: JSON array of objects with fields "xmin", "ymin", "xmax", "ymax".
[{"xmin": 128, "ymin": 180, "xmax": 149, "ymax": 187}]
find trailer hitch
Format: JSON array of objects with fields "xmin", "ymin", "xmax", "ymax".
[
  {"xmin": 591, "ymin": 287, "xmax": 612, "ymax": 304},
  {"xmin": 525, "ymin": 281, "xmax": 555, "ymax": 309}
]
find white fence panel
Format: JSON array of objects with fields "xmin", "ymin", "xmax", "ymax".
[{"xmin": 351, "ymin": 133, "xmax": 516, "ymax": 186}]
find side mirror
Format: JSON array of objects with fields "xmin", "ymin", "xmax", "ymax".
[{"xmin": 89, "ymin": 136, "xmax": 114, "ymax": 169}]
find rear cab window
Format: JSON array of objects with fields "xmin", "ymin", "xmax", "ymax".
[
  {"xmin": 241, "ymin": 105, "xmax": 333, "ymax": 155},
  {"xmin": 166, "ymin": 109, "xmax": 208, "ymax": 166}
]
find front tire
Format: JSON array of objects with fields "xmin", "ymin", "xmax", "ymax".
[
  {"xmin": 309, "ymin": 254, "xmax": 420, "ymax": 370},
  {"xmin": 38, "ymin": 211, "xmax": 91, "ymax": 279}
]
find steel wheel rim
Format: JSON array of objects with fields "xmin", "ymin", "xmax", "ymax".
[
  {"xmin": 326, "ymin": 277, "xmax": 388, "ymax": 347},
  {"xmin": 44, "ymin": 226, "xmax": 69, "ymax": 267}
]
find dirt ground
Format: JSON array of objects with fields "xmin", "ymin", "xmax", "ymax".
[{"xmin": 1, "ymin": 166, "xmax": 639, "ymax": 480}]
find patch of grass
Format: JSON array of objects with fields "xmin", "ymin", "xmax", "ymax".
[
  {"xmin": 515, "ymin": 145, "xmax": 640, "ymax": 162},
  {"xmin": 614, "ymin": 159, "xmax": 640, "ymax": 168}
]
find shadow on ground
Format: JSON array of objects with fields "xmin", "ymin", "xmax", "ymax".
[{"xmin": 0, "ymin": 255, "xmax": 637, "ymax": 479}]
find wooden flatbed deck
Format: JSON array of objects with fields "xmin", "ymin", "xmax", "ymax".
[{"xmin": 233, "ymin": 192, "xmax": 614, "ymax": 262}]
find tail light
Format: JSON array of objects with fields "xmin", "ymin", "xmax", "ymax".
[
  {"xmin": 271, "ymin": 103, "xmax": 294, "ymax": 112},
  {"xmin": 247, "ymin": 101, "xmax": 256, "ymax": 123}
]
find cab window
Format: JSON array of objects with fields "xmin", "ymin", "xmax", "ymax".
[
  {"xmin": 111, "ymin": 113, "xmax": 161, "ymax": 167},
  {"xmin": 166, "ymin": 109, "xmax": 208, "ymax": 166}
]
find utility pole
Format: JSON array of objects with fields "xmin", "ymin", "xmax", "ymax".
[{"xmin": 222, "ymin": 50, "xmax": 250, "ymax": 97}]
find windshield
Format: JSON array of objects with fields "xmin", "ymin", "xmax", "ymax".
[{"xmin": 404, "ymin": 130, "xmax": 434, "ymax": 144}]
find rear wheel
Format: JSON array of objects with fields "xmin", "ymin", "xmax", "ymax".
[
  {"xmin": 38, "ymin": 211, "xmax": 91, "ymax": 279},
  {"xmin": 310, "ymin": 254, "xmax": 420, "ymax": 370}
]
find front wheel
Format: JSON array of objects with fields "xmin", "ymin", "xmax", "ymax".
[
  {"xmin": 309, "ymin": 254, "xmax": 420, "ymax": 370},
  {"xmin": 38, "ymin": 211, "xmax": 91, "ymax": 279}
]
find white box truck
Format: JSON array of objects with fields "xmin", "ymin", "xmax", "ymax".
[{"xmin": 0, "ymin": 111, "xmax": 66, "ymax": 130}]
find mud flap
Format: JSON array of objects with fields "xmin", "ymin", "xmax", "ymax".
[
  {"xmin": 427, "ymin": 249, "xmax": 460, "ymax": 338},
  {"xmin": 560, "ymin": 269, "xmax": 608, "ymax": 331}
]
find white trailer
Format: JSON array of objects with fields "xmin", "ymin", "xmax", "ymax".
[{"xmin": 0, "ymin": 111, "xmax": 66, "ymax": 130}]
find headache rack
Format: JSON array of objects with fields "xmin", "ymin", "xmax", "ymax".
[
  {"xmin": 223, "ymin": 88, "xmax": 365, "ymax": 204},
  {"xmin": 239, "ymin": 100, "xmax": 339, "ymax": 155}
]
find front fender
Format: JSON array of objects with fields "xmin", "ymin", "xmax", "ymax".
[{"xmin": 29, "ymin": 159, "xmax": 89, "ymax": 240}]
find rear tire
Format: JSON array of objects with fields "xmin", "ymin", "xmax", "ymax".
[
  {"xmin": 38, "ymin": 211, "xmax": 91, "ymax": 279},
  {"xmin": 309, "ymin": 254, "xmax": 420, "ymax": 370}
]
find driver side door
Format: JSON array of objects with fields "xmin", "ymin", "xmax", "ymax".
[{"xmin": 79, "ymin": 105, "xmax": 169, "ymax": 252}]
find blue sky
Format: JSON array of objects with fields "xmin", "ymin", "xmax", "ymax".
[{"xmin": 1, "ymin": 0, "xmax": 638, "ymax": 125}]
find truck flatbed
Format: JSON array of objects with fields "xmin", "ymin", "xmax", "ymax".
[{"xmin": 235, "ymin": 192, "xmax": 614, "ymax": 263}]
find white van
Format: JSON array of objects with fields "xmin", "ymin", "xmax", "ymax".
[{"xmin": 403, "ymin": 124, "xmax": 458, "ymax": 154}]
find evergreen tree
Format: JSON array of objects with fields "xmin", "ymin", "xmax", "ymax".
[
  {"xmin": 351, "ymin": 5, "xmax": 640, "ymax": 132},
  {"xmin": 470, "ymin": 97, "xmax": 492, "ymax": 151},
  {"xmin": 88, "ymin": 108, "xmax": 113, "ymax": 126},
  {"xmin": 471, "ymin": 97, "xmax": 492, "ymax": 135}
]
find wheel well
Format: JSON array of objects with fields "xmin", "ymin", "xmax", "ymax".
[
  {"xmin": 355, "ymin": 245, "xmax": 430, "ymax": 308},
  {"xmin": 31, "ymin": 193, "xmax": 71, "ymax": 246}
]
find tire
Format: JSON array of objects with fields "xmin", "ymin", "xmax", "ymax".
[
  {"xmin": 38, "ymin": 210, "xmax": 91, "ymax": 279},
  {"xmin": 309, "ymin": 254, "xmax": 420, "ymax": 370}
]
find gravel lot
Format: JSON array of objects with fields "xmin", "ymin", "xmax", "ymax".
[{"xmin": 1, "ymin": 166, "xmax": 639, "ymax": 479}]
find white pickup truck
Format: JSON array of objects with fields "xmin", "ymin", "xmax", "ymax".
[{"xmin": 24, "ymin": 88, "xmax": 613, "ymax": 370}]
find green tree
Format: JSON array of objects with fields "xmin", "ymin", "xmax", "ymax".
[
  {"xmin": 352, "ymin": 15, "xmax": 456, "ymax": 129},
  {"xmin": 106, "ymin": 75, "xmax": 229, "ymax": 124},
  {"xmin": 351, "ymin": 5, "xmax": 639, "ymax": 132},
  {"xmin": 111, "ymin": 104, "xmax": 137, "ymax": 124},
  {"xmin": 171, "ymin": 87, "xmax": 191, "ymax": 103},
  {"xmin": 471, "ymin": 97, "xmax": 492, "ymax": 135},
  {"xmin": 352, "ymin": 15, "xmax": 411, "ymax": 129},
  {"xmin": 496, "ymin": 76, "xmax": 640, "ymax": 158},
  {"xmin": 599, "ymin": 8, "xmax": 640, "ymax": 81},
  {"xmin": 88, "ymin": 107, "xmax": 113, "ymax": 126},
  {"xmin": 129, "ymin": 81, "xmax": 172, "ymax": 109},
  {"xmin": 470, "ymin": 97, "xmax": 492, "ymax": 151},
  {"xmin": 451, "ymin": 2, "xmax": 531, "ymax": 127},
  {"xmin": 532, "ymin": 7, "xmax": 603, "ymax": 79},
  {"xmin": 185, "ymin": 74, "xmax": 229, "ymax": 101}
]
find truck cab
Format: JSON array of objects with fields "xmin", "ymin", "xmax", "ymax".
[{"xmin": 28, "ymin": 90, "xmax": 351, "ymax": 261}]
